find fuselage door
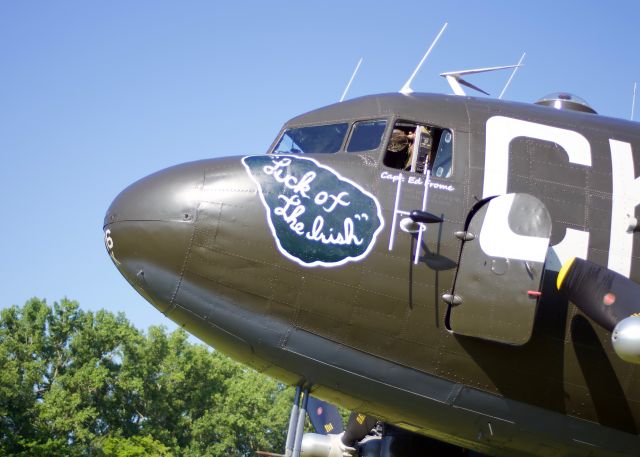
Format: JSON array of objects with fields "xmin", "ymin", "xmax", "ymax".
[{"xmin": 446, "ymin": 193, "xmax": 552, "ymax": 345}]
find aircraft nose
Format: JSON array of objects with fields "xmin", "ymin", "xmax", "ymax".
[
  {"xmin": 105, "ymin": 160, "xmax": 206, "ymax": 225},
  {"xmin": 103, "ymin": 161, "xmax": 205, "ymax": 313}
]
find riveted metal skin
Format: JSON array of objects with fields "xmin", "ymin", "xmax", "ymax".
[{"xmin": 105, "ymin": 93, "xmax": 640, "ymax": 457}]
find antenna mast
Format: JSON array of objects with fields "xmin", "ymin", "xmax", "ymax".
[
  {"xmin": 499, "ymin": 52, "xmax": 526, "ymax": 99},
  {"xmin": 340, "ymin": 57, "xmax": 363, "ymax": 102},
  {"xmin": 632, "ymin": 82, "xmax": 637, "ymax": 121},
  {"xmin": 400, "ymin": 22, "xmax": 447, "ymax": 95}
]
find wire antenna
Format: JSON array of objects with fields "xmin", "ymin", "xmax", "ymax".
[
  {"xmin": 632, "ymin": 82, "xmax": 637, "ymax": 121},
  {"xmin": 499, "ymin": 52, "xmax": 526, "ymax": 99},
  {"xmin": 400, "ymin": 22, "xmax": 448, "ymax": 95},
  {"xmin": 340, "ymin": 57, "xmax": 363, "ymax": 102}
]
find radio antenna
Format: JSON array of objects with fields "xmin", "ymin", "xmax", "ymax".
[
  {"xmin": 632, "ymin": 82, "xmax": 637, "ymax": 121},
  {"xmin": 400, "ymin": 22, "xmax": 447, "ymax": 95},
  {"xmin": 440, "ymin": 63, "xmax": 522, "ymax": 96},
  {"xmin": 499, "ymin": 52, "xmax": 526, "ymax": 99},
  {"xmin": 340, "ymin": 57, "xmax": 363, "ymax": 102}
]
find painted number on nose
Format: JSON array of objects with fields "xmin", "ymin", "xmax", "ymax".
[
  {"xmin": 104, "ymin": 229, "xmax": 114, "ymax": 252},
  {"xmin": 104, "ymin": 229, "xmax": 120, "ymax": 265}
]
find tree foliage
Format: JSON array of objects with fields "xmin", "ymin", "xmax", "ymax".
[{"xmin": 0, "ymin": 298, "xmax": 292, "ymax": 456}]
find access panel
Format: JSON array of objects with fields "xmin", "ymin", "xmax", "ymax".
[{"xmin": 447, "ymin": 193, "xmax": 552, "ymax": 345}]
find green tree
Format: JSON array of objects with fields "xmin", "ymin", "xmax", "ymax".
[
  {"xmin": 0, "ymin": 298, "xmax": 63, "ymax": 455},
  {"xmin": 186, "ymin": 368, "xmax": 292, "ymax": 456},
  {"xmin": 0, "ymin": 298, "xmax": 295, "ymax": 456},
  {"xmin": 96, "ymin": 435, "xmax": 172, "ymax": 457}
]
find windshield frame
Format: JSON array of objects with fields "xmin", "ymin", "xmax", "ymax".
[
  {"xmin": 270, "ymin": 122, "xmax": 349, "ymax": 155},
  {"xmin": 345, "ymin": 119, "xmax": 389, "ymax": 153},
  {"xmin": 269, "ymin": 117, "xmax": 390, "ymax": 156}
]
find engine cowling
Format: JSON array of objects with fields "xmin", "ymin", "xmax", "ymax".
[{"xmin": 301, "ymin": 433, "xmax": 355, "ymax": 457}]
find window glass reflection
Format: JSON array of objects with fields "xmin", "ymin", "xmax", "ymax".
[
  {"xmin": 347, "ymin": 120, "xmax": 387, "ymax": 152},
  {"xmin": 273, "ymin": 123, "xmax": 349, "ymax": 154}
]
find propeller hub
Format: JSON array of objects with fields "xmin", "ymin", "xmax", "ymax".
[{"xmin": 612, "ymin": 315, "xmax": 640, "ymax": 364}]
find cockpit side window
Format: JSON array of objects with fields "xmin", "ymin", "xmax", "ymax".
[
  {"xmin": 432, "ymin": 129, "xmax": 453, "ymax": 178},
  {"xmin": 383, "ymin": 121, "xmax": 453, "ymax": 178},
  {"xmin": 346, "ymin": 120, "xmax": 387, "ymax": 153},
  {"xmin": 272, "ymin": 123, "xmax": 349, "ymax": 154}
]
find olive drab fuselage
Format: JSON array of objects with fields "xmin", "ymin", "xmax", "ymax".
[{"xmin": 104, "ymin": 93, "xmax": 640, "ymax": 457}]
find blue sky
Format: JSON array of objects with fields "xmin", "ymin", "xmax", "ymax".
[{"xmin": 1, "ymin": 1, "xmax": 639, "ymax": 333}]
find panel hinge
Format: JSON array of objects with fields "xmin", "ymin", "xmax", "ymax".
[
  {"xmin": 454, "ymin": 230, "xmax": 475, "ymax": 241},
  {"xmin": 442, "ymin": 293, "xmax": 463, "ymax": 306}
]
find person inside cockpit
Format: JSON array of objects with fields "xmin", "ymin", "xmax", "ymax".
[
  {"xmin": 384, "ymin": 128, "xmax": 412, "ymax": 170},
  {"xmin": 384, "ymin": 121, "xmax": 452, "ymax": 176},
  {"xmin": 384, "ymin": 125, "xmax": 433, "ymax": 173}
]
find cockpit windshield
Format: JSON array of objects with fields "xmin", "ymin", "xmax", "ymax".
[{"xmin": 273, "ymin": 123, "xmax": 349, "ymax": 154}]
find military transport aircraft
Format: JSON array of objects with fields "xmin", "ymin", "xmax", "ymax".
[{"xmin": 103, "ymin": 89, "xmax": 640, "ymax": 456}]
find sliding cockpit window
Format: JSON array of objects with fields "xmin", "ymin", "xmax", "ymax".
[
  {"xmin": 272, "ymin": 123, "xmax": 349, "ymax": 154},
  {"xmin": 346, "ymin": 120, "xmax": 387, "ymax": 153},
  {"xmin": 383, "ymin": 121, "xmax": 453, "ymax": 178}
]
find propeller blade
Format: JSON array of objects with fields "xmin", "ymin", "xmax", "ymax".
[
  {"xmin": 342, "ymin": 412, "xmax": 378, "ymax": 447},
  {"xmin": 306, "ymin": 397, "xmax": 345, "ymax": 435},
  {"xmin": 557, "ymin": 257, "xmax": 640, "ymax": 331}
]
